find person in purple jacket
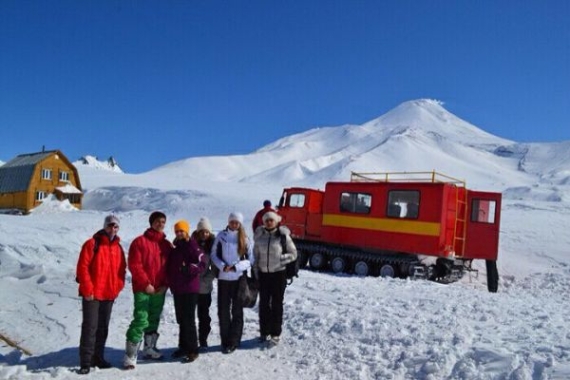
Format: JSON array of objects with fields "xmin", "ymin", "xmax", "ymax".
[{"xmin": 166, "ymin": 220, "xmax": 207, "ymax": 362}]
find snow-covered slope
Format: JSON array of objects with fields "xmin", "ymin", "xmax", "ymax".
[{"xmin": 1, "ymin": 99, "xmax": 570, "ymax": 379}]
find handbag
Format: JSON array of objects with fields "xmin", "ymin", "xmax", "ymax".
[{"xmin": 238, "ymin": 273, "xmax": 259, "ymax": 308}]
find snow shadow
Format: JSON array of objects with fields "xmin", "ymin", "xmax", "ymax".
[
  {"xmin": 157, "ymin": 337, "xmax": 260, "ymax": 357},
  {"xmin": 10, "ymin": 346, "xmax": 123, "ymax": 371},
  {"xmin": 236, "ymin": 337, "xmax": 261, "ymax": 351}
]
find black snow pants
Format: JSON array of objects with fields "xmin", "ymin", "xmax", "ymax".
[
  {"xmin": 197, "ymin": 293, "xmax": 212, "ymax": 345},
  {"xmin": 258, "ymin": 270, "xmax": 287, "ymax": 337},
  {"xmin": 79, "ymin": 299, "xmax": 114, "ymax": 367},
  {"xmin": 217, "ymin": 280, "xmax": 243, "ymax": 348},
  {"xmin": 173, "ymin": 293, "xmax": 199, "ymax": 355}
]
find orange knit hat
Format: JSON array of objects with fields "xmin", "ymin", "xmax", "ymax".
[{"xmin": 174, "ymin": 220, "xmax": 190, "ymax": 234}]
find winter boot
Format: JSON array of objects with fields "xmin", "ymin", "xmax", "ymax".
[
  {"xmin": 123, "ymin": 340, "xmax": 141, "ymax": 370},
  {"xmin": 143, "ymin": 332, "xmax": 163, "ymax": 360},
  {"xmin": 269, "ymin": 336, "xmax": 280, "ymax": 347},
  {"xmin": 183, "ymin": 352, "xmax": 199, "ymax": 363}
]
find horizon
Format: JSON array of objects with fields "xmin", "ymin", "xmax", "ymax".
[{"xmin": 1, "ymin": 1, "xmax": 569, "ymax": 173}]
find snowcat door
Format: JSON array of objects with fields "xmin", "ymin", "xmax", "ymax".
[
  {"xmin": 279, "ymin": 189, "xmax": 323, "ymax": 239},
  {"xmin": 280, "ymin": 191, "xmax": 310, "ymax": 239},
  {"xmin": 464, "ymin": 191, "xmax": 502, "ymax": 260}
]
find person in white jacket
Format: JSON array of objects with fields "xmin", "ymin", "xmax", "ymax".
[
  {"xmin": 253, "ymin": 211, "xmax": 297, "ymax": 347},
  {"xmin": 211, "ymin": 212, "xmax": 254, "ymax": 354}
]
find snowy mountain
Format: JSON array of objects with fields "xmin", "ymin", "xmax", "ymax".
[
  {"xmin": 73, "ymin": 155, "xmax": 123, "ymax": 174},
  {"xmin": 144, "ymin": 100, "xmax": 567, "ymax": 193},
  {"xmin": 149, "ymin": 99, "xmax": 523, "ymax": 188},
  {"xmin": 79, "ymin": 99, "xmax": 569, "ymax": 213},
  {"xmin": 1, "ymin": 99, "xmax": 570, "ymax": 379}
]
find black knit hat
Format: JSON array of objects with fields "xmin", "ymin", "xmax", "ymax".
[{"xmin": 149, "ymin": 211, "xmax": 166, "ymax": 225}]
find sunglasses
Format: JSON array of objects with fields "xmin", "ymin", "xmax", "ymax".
[
  {"xmin": 175, "ymin": 230, "xmax": 186, "ymax": 234},
  {"xmin": 107, "ymin": 223, "xmax": 119, "ymax": 229}
]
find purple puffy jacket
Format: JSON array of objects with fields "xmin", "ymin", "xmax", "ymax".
[{"xmin": 166, "ymin": 238, "xmax": 207, "ymax": 294}]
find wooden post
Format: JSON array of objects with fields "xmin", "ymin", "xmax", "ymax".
[{"xmin": 0, "ymin": 332, "xmax": 32, "ymax": 356}]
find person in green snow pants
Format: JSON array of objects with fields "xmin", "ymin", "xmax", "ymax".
[
  {"xmin": 125, "ymin": 292, "xmax": 166, "ymax": 343},
  {"xmin": 123, "ymin": 211, "xmax": 172, "ymax": 370}
]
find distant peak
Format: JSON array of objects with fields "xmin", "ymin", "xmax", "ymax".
[
  {"xmin": 388, "ymin": 98, "xmax": 448, "ymax": 115},
  {"xmin": 365, "ymin": 98, "xmax": 452, "ymax": 127},
  {"xmin": 406, "ymin": 98, "xmax": 445, "ymax": 107},
  {"xmin": 74, "ymin": 155, "xmax": 124, "ymax": 173}
]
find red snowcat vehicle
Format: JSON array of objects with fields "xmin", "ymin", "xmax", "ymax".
[{"xmin": 277, "ymin": 171, "xmax": 501, "ymax": 292}]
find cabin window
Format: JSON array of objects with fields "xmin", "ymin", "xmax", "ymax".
[
  {"xmin": 41, "ymin": 169, "xmax": 52, "ymax": 180},
  {"xmin": 59, "ymin": 171, "xmax": 69, "ymax": 182},
  {"xmin": 471, "ymin": 199, "xmax": 496, "ymax": 224},
  {"xmin": 289, "ymin": 194, "xmax": 305, "ymax": 208},
  {"xmin": 339, "ymin": 192, "xmax": 371, "ymax": 214},
  {"xmin": 387, "ymin": 190, "xmax": 420, "ymax": 218},
  {"xmin": 35, "ymin": 191, "xmax": 47, "ymax": 201}
]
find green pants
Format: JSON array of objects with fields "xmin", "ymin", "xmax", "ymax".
[{"xmin": 126, "ymin": 292, "xmax": 166, "ymax": 343}]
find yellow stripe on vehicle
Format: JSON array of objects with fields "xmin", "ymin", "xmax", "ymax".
[{"xmin": 322, "ymin": 214, "xmax": 441, "ymax": 236}]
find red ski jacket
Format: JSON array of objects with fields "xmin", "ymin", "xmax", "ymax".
[
  {"xmin": 128, "ymin": 228, "xmax": 172, "ymax": 293},
  {"xmin": 76, "ymin": 230, "xmax": 126, "ymax": 300}
]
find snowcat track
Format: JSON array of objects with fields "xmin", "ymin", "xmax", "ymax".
[{"xmin": 294, "ymin": 239, "xmax": 466, "ymax": 283}]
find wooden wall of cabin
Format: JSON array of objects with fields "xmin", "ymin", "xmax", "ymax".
[
  {"xmin": 29, "ymin": 154, "xmax": 82, "ymax": 210},
  {"xmin": 0, "ymin": 191, "xmax": 28, "ymax": 211}
]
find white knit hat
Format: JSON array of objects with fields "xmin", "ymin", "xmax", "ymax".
[
  {"xmin": 262, "ymin": 211, "xmax": 281, "ymax": 223},
  {"xmin": 228, "ymin": 212, "xmax": 244, "ymax": 224},
  {"xmin": 196, "ymin": 217, "xmax": 213, "ymax": 232}
]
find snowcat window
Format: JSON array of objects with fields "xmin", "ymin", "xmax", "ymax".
[
  {"xmin": 339, "ymin": 192, "xmax": 371, "ymax": 214},
  {"xmin": 471, "ymin": 199, "xmax": 496, "ymax": 224},
  {"xmin": 289, "ymin": 194, "xmax": 305, "ymax": 208},
  {"xmin": 387, "ymin": 190, "xmax": 420, "ymax": 219}
]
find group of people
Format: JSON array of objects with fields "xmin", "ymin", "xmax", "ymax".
[{"xmin": 75, "ymin": 201, "xmax": 297, "ymax": 374}]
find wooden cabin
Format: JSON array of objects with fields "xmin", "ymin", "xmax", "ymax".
[{"xmin": 0, "ymin": 150, "xmax": 82, "ymax": 213}]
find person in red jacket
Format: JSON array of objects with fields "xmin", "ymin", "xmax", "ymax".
[
  {"xmin": 123, "ymin": 211, "xmax": 172, "ymax": 370},
  {"xmin": 252, "ymin": 200, "xmax": 275, "ymax": 232},
  {"xmin": 76, "ymin": 214, "xmax": 126, "ymax": 375}
]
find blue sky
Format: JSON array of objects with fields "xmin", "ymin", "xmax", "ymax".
[{"xmin": 1, "ymin": 1, "xmax": 569, "ymax": 173}]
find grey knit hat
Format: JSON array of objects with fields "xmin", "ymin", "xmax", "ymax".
[
  {"xmin": 103, "ymin": 214, "xmax": 120, "ymax": 228},
  {"xmin": 196, "ymin": 217, "xmax": 213, "ymax": 233}
]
